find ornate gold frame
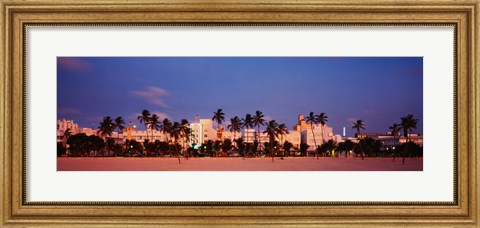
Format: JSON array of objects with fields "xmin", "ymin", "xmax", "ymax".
[{"xmin": 1, "ymin": 0, "xmax": 479, "ymax": 227}]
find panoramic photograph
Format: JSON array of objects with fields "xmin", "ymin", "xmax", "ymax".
[{"xmin": 57, "ymin": 57, "xmax": 423, "ymax": 171}]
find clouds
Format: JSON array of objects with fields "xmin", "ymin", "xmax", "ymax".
[
  {"xmin": 130, "ymin": 86, "xmax": 170, "ymax": 107},
  {"xmin": 151, "ymin": 111, "xmax": 170, "ymax": 120},
  {"xmin": 58, "ymin": 57, "xmax": 91, "ymax": 72}
]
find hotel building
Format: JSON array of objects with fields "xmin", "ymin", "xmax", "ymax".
[
  {"xmin": 294, "ymin": 114, "xmax": 340, "ymax": 150},
  {"xmin": 189, "ymin": 119, "xmax": 242, "ymax": 146},
  {"xmin": 242, "ymin": 128, "xmax": 301, "ymax": 150},
  {"xmin": 357, "ymin": 132, "xmax": 423, "ymax": 150},
  {"xmin": 57, "ymin": 119, "xmax": 79, "ymax": 145}
]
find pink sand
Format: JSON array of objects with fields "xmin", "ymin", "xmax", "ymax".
[{"xmin": 57, "ymin": 157, "xmax": 423, "ymax": 171}]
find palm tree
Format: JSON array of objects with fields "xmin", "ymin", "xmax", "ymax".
[
  {"xmin": 98, "ymin": 116, "xmax": 114, "ymax": 156},
  {"xmin": 149, "ymin": 114, "xmax": 161, "ymax": 141},
  {"xmin": 263, "ymin": 120, "xmax": 279, "ymax": 162},
  {"xmin": 183, "ymin": 127, "xmax": 193, "ymax": 159},
  {"xmin": 212, "ymin": 109, "xmax": 226, "ymax": 140},
  {"xmin": 400, "ymin": 114, "xmax": 419, "ymax": 143},
  {"xmin": 316, "ymin": 113, "xmax": 328, "ymax": 143},
  {"xmin": 112, "ymin": 116, "xmax": 125, "ymax": 157},
  {"xmin": 352, "ymin": 119, "xmax": 365, "ymax": 137},
  {"xmin": 283, "ymin": 141, "xmax": 293, "ymax": 157},
  {"xmin": 253, "ymin": 110, "xmax": 266, "ymax": 153},
  {"xmin": 98, "ymin": 116, "xmax": 114, "ymax": 138},
  {"xmin": 213, "ymin": 140, "xmax": 222, "ymax": 157},
  {"xmin": 145, "ymin": 114, "xmax": 161, "ymax": 157},
  {"xmin": 400, "ymin": 114, "xmax": 419, "ymax": 164},
  {"xmin": 227, "ymin": 116, "xmax": 243, "ymax": 145},
  {"xmin": 160, "ymin": 118, "xmax": 173, "ymax": 155},
  {"xmin": 62, "ymin": 128, "xmax": 73, "ymax": 154},
  {"xmin": 389, "ymin": 123, "xmax": 402, "ymax": 162},
  {"xmin": 63, "ymin": 128, "xmax": 72, "ymax": 140},
  {"xmin": 305, "ymin": 112, "xmax": 318, "ymax": 158},
  {"xmin": 275, "ymin": 123, "xmax": 289, "ymax": 145},
  {"xmin": 324, "ymin": 139, "xmax": 337, "ymax": 157},
  {"xmin": 180, "ymin": 119, "xmax": 190, "ymax": 154},
  {"xmin": 170, "ymin": 121, "xmax": 183, "ymax": 164},
  {"xmin": 222, "ymin": 139, "xmax": 233, "ymax": 154},
  {"xmin": 352, "ymin": 119, "xmax": 366, "ymax": 160},
  {"xmin": 137, "ymin": 109, "xmax": 151, "ymax": 143},
  {"xmin": 212, "ymin": 108, "xmax": 225, "ymax": 129},
  {"xmin": 242, "ymin": 114, "xmax": 254, "ymax": 158},
  {"xmin": 343, "ymin": 140, "xmax": 355, "ymax": 157}
]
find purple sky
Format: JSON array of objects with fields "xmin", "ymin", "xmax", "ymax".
[{"xmin": 57, "ymin": 57, "xmax": 423, "ymax": 137}]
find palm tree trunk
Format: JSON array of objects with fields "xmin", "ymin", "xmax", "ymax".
[
  {"xmin": 392, "ymin": 136, "xmax": 396, "ymax": 162},
  {"xmin": 356, "ymin": 129, "xmax": 364, "ymax": 160},
  {"xmin": 244, "ymin": 127, "xmax": 248, "ymax": 159},
  {"xmin": 165, "ymin": 135, "xmax": 170, "ymax": 156},
  {"xmin": 271, "ymin": 142, "xmax": 274, "ymax": 163},
  {"xmin": 174, "ymin": 139, "xmax": 181, "ymax": 164},
  {"xmin": 115, "ymin": 133, "xmax": 119, "ymax": 157},
  {"xmin": 145, "ymin": 124, "xmax": 149, "ymax": 157},
  {"xmin": 310, "ymin": 124, "xmax": 316, "ymax": 158},
  {"xmin": 257, "ymin": 126, "xmax": 261, "ymax": 156},
  {"xmin": 104, "ymin": 137, "xmax": 108, "ymax": 157},
  {"xmin": 243, "ymin": 127, "xmax": 251, "ymax": 158}
]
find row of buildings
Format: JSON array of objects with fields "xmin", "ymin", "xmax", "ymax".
[{"xmin": 57, "ymin": 114, "xmax": 422, "ymax": 151}]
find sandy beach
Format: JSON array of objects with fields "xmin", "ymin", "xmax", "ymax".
[{"xmin": 57, "ymin": 157, "xmax": 423, "ymax": 171}]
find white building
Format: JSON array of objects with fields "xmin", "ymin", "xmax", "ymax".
[
  {"xmin": 276, "ymin": 130, "xmax": 301, "ymax": 148},
  {"xmin": 300, "ymin": 129, "xmax": 322, "ymax": 150},
  {"xmin": 76, "ymin": 127, "xmax": 97, "ymax": 136},
  {"xmin": 293, "ymin": 114, "xmax": 338, "ymax": 150},
  {"xmin": 56, "ymin": 119, "xmax": 79, "ymax": 145},
  {"xmin": 243, "ymin": 129, "xmax": 269, "ymax": 144},
  {"xmin": 190, "ymin": 119, "xmax": 218, "ymax": 145},
  {"xmin": 243, "ymin": 129, "xmax": 257, "ymax": 143},
  {"xmin": 57, "ymin": 119, "xmax": 78, "ymax": 132},
  {"xmin": 221, "ymin": 130, "xmax": 242, "ymax": 142},
  {"xmin": 125, "ymin": 129, "xmax": 167, "ymax": 143},
  {"xmin": 374, "ymin": 134, "xmax": 423, "ymax": 150},
  {"xmin": 242, "ymin": 129, "xmax": 301, "ymax": 149},
  {"xmin": 299, "ymin": 125, "xmax": 335, "ymax": 150}
]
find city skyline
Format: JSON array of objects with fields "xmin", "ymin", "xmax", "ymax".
[{"xmin": 57, "ymin": 57, "xmax": 423, "ymax": 136}]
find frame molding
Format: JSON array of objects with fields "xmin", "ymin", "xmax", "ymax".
[{"xmin": 1, "ymin": 0, "xmax": 478, "ymax": 227}]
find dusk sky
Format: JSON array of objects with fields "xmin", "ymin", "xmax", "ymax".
[{"xmin": 57, "ymin": 57, "xmax": 423, "ymax": 137}]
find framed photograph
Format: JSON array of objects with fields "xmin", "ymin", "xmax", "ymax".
[{"xmin": 1, "ymin": 0, "xmax": 479, "ymax": 227}]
